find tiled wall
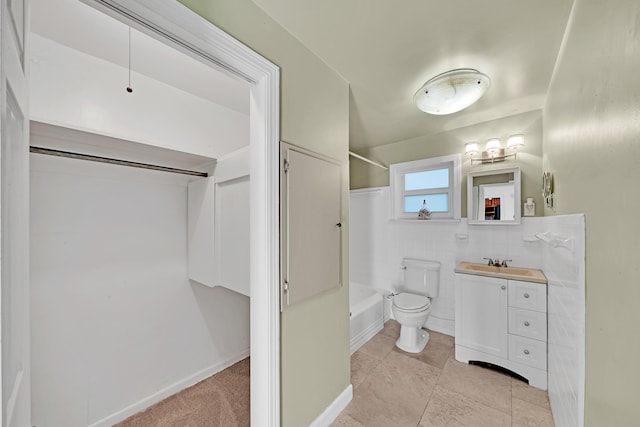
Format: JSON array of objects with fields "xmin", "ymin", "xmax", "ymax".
[
  {"xmin": 541, "ymin": 215, "xmax": 586, "ymax": 427},
  {"xmin": 349, "ymin": 188, "xmax": 585, "ymax": 426},
  {"xmin": 349, "ymin": 186, "xmax": 543, "ymax": 335}
]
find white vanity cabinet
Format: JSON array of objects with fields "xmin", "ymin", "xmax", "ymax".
[
  {"xmin": 455, "ymin": 275, "xmax": 508, "ymax": 359},
  {"xmin": 455, "ymin": 272, "xmax": 548, "ymax": 389}
]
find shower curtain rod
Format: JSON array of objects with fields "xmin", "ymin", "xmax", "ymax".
[
  {"xmin": 348, "ymin": 151, "xmax": 388, "ymax": 170},
  {"xmin": 30, "ymin": 146, "xmax": 209, "ymax": 178}
]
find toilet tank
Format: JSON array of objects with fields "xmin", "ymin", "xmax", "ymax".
[{"xmin": 402, "ymin": 258, "xmax": 441, "ymax": 297}]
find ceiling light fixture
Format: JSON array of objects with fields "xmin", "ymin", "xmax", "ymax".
[
  {"xmin": 414, "ymin": 68, "xmax": 490, "ymax": 115},
  {"xmin": 465, "ymin": 134, "xmax": 525, "ymax": 163}
]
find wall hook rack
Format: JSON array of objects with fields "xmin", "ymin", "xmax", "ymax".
[{"xmin": 534, "ymin": 231, "xmax": 574, "ymax": 253}]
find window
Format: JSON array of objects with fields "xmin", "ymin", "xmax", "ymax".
[{"xmin": 390, "ymin": 154, "xmax": 461, "ymax": 220}]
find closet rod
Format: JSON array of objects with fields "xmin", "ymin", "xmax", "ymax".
[
  {"xmin": 348, "ymin": 151, "xmax": 388, "ymax": 170},
  {"xmin": 30, "ymin": 146, "xmax": 209, "ymax": 178}
]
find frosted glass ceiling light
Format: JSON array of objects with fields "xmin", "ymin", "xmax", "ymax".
[{"xmin": 414, "ymin": 69, "xmax": 490, "ymax": 115}]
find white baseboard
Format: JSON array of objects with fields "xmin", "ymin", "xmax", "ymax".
[
  {"xmin": 88, "ymin": 348, "xmax": 250, "ymax": 427},
  {"xmin": 426, "ymin": 316, "xmax": 455, "ymax": 337},
  {"xmin": 350, "ymin": 319, "xmax": 384, "ymax": 354},
  {"xmin": 309, "ymin": 384, "xmax": 353, "ymax": 427}
]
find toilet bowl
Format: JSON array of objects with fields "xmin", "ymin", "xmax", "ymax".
[
  {"xmin": 391, "ymin": 258, "xmax": 441, "ymax": 353},
  {"xmin": 392, "ymin": 292, "xmax": 432, "ymax": 353}
]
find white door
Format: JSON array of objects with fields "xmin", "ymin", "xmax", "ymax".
[
  {"xmin": 1, "ymin": 0, "xmax": 30, "ymax": 425},
  {"xmin": 455, "ymin": 274, "xmax": 508, "ymax": 359}
]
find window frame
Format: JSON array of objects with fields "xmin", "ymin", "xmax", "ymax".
[{"xmin": 390, "ymin": 154, "xmax": 461, "ymax": 220}]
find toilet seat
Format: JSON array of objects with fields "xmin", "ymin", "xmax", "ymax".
[{"xmin": 393, "ymin": 292, "xmax": 430, "ymax": 312}]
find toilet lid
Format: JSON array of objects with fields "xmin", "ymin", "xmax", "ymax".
[{"xmin": 394, "ymin": 293, "xmax": 430, "ymax": 311}]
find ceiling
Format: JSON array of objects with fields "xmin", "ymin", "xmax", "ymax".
[
  {"xmin": 30, "ymin": 0, "xmax": 250, "ymax": 116},
  {"xmin": 252, "ymin": 0, "xmax": 574, "ymax": 150}
]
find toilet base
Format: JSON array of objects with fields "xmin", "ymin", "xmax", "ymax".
[{"xmin": 395, "ymin": 326, "xmax": 430, "ymax": 353}]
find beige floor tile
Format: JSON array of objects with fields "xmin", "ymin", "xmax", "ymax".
[
  {"xmin": 427, "ymin": 330, "xmax": 455, "ymax": 347},
  {"xmin": 512, "ymin": 378, "xmax": 551, "ymax": 410},
  {"xmin": 330, "ymin": 413, "xmax": 365, "ymax": 426},
  {"xmin": 419, "ymin": 385, "xmax": 511, "ymax": 427},
  {"xmin": 335, "ymin": 329, "xmax": 556, "ymax": 427},
  {"xmin": 344, "ymin": 385, "xmax": 426, "ymax": 427},
  {"xmin": 393, "ymin": 330, "xmax": 454, "ymax": 369},
  {"xmin": 512, "ymin": 397, "xmax": 555, "ymax": 427},
  {"xmin": 447, "ymin": 346, "xmax": 455, "ymax": 360},
  {"xmin": 437, "ymin": 358, "xmax": 512, "ymax": 415},
  {"xmin": 357, "ymin": 332, "xmax": 397, "ymax": 361},
  {"xmin": 380, "ymin": 319, "xmax": 401, "ymax": 338},
  {"xmin": 345, "ymin": 351, "xmax": 441, "ymax": 426},
  {"xmin": 350, "ymin": 350, "xmax": 380, "ymax": 389}
]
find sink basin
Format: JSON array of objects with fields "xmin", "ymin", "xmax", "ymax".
[
  {"xmin": 455, "ymin": 262, "xmax": 547, "ymax": 284},
  {"xmin": 462, "ymin": 264, "xmax": 534, "ymax": 276}
]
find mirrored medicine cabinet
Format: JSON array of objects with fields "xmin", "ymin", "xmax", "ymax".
[{"xmin": 467, "ymin": 166, "xmax": 521, "ymax": 225}]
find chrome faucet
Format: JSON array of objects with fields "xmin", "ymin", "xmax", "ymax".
[{"xmin": 483, "ymin": 258, "xmax": 512, "ymax": 267}]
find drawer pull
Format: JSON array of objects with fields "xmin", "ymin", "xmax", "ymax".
[
  {"xmin": 501, "ymin": 285, "xmax": 506, "ymax": 290},
  {"xmin": 524, "ymin": 349, "xmax": 530, "ymax": 355},
  {"xmin": 524, "ymin": 293, "xmax": 530, "ymax": 299},
  {"xmin": 524, "ymin": 321, "xmax": 530, "ymax": 327}
]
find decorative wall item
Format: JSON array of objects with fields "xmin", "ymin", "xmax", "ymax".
[
  {"xmin": 524, "ymin": 197, "xmax": 535, "ymax": 216},
  {"xmin": 542, "ymin": 172, "xmax": 554, "ymax": 209},
  {"xmin": 418, "ymin": 199, "xmax": 431, "ymax": 220}
]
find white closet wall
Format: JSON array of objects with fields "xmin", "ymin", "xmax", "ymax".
[
  {"xmin": 30, "ymin": 153, "xmax": 250, "ymax": 426},
  {"xmin": 28, "ymin": 23, "xmax": 252, "ymax": 426},
  {"xmin": 30, "ymin": 33, "xmax": 248, "ymax": 159}
]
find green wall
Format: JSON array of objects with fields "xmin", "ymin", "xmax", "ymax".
[
  {"xmin": 176, "ymin": 1, "xmax": 351, "ymax": 426},
  {"xmin": 543, "ymin": 0, "xmax": 640, "ymax": 425},
  {"xmin": 350, "ymin": 110, "xmax": 544, "ymax": 218}
]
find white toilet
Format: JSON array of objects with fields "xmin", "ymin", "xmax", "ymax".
[{"xmin": 391, "ymin": 258, "xmax": 441, "ymax": 353}]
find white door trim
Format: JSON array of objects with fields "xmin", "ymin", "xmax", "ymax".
[
  {"xmin": 2, "ymin": 0, "xmax": 32, "ymax": 425},
  {"xmin": 81, "ymin": 1, "xmax": 280, "ymax": 425}
]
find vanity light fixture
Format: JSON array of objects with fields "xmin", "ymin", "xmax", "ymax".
[
  {"xmin": 414, "ymin": 69, "xmax": 490, "ymax": 115},
  {"xmin": 464, "ymin": 141, "xmax": 479, "ymax": 156},
  {"xmin": 506, "ymin": 134, "xmax": 524, "ymax": 150},
  {"xmin": 465, "ymin": 134, "xmax": 525, "ymax": 163},
  {"xmin": 485, "ymin": 138, "xmax": 501, "ymax": 155}
]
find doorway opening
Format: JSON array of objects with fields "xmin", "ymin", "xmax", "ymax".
[{"xmin": 27, "ymin": 0, "xmax": 279, "ymax": 425}]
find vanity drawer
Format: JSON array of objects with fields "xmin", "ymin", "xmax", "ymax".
[
  {"xmin": 508, "ymin": 334, "xmax": 547, "ymax": 370},
  {"xmin": 508, "ymin": 308, "xmax": 547, "ymax": 341},
  {"xmin": 508, "ymin": 280, "xmax": 547, "ymax": 313}
]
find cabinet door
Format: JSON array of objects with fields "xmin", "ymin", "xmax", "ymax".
[
  {"xmin": 455, "ymin": 274, "xmax": 508, "ymax": 358},
  {"xmin": 281, "ymin": 143, "xmax": 342, "ymax": 308}
]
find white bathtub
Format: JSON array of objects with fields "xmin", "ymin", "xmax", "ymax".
[{"xmin": 349, "ymin": 283, "xmax": 384, "ymax": 354}]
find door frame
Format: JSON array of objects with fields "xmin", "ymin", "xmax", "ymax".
[{"xmin": 80, "ymin": 1, "xmax": 280, "ymax": 424}]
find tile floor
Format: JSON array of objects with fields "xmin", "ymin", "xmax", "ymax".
[{"xmin": 331, "ymin": 321, "xmax": 555, "ymax": 427}]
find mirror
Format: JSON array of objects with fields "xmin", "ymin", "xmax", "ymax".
[{"xmin": 468, "ymin": 166, "xmax": 521, "ymax": 225}]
